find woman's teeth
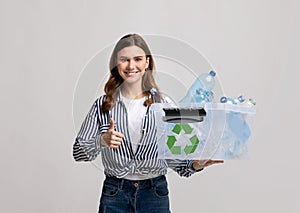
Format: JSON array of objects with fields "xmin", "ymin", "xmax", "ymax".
[{"xmin": 125, "ymin": 71, "xmax": 140, "ymax": 74}]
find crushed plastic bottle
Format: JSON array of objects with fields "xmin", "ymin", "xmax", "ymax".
[
  {"xmin": 215, "ymin": 94, "xmax": 253, "ymax": 159},
  {"xmin": 180, "ymin": 70, "xmax": 216, "ymax": 103}
]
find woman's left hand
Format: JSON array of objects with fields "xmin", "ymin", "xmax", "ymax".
[{"xmin": 192, "ymin": 159, "xmax": 224, "ymax": 171}]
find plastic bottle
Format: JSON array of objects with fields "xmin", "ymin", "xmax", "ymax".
[
  {"xmin": 180, "ymin": 70, "xmax": 216, "ymax": 103},
  {"xmin": 150, "ymin": 87, "xmax": 161, "ymax": 103}
]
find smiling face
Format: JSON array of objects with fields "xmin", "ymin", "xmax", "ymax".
[{"xmin": 117, "ymin": 45, "xmax": 149, "ymax": 85}]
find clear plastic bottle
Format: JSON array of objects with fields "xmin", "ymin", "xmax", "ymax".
[
  {"xmin": 198, "ymin": 70, "xmax": 216, "ymax": 91},
  {"xmin": 180, "ymin": 70, "xmax": 216, "ymax": 103}
]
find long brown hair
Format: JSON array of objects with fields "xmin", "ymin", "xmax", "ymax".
[{"xmin": 102, "ymin": 34, "xmax": 161, "ymax": 113}]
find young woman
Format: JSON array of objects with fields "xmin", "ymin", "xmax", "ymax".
[{"xmin": 73, "ymin": 33, "xmax": 223, "ymax": 213}]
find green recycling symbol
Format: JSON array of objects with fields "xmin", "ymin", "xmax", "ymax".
[{"xmin": 166, "ymin": 124, "xmax": 200, "ymax": 155}]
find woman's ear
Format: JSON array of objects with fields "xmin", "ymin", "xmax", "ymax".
[{"xmin": 145, "ymin": 57, "xmax": 150, "ymax": 69}]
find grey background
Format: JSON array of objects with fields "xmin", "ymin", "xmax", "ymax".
[{"xmin": 1, "ymin": 0, "xmax": 299, "ymax": 212}]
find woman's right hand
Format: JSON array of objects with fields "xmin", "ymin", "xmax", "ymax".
[{"xmin": 101, "ymin": 118, "xmax": 124, "ymax": 148}]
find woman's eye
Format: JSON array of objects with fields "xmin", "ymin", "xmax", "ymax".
[
  {"xmin": 135, "ymin": 58, "xmax": 142, "ymax": 61},
  {"xmin": 120, "ymin": 58, "xmax": 127, "ymax": 62}
]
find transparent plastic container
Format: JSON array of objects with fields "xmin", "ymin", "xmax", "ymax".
[{"xmin": 152, "ymin": 103, "xmax": 256, "ymax": 160}]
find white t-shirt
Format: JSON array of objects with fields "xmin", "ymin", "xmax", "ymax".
[
  {"xmin": 121, "ymin": 94, "xmax": 160, "ymax": 180},
  {"xmin": 121, "ymin": 95, "xmax": 146, "ymax": 154}
]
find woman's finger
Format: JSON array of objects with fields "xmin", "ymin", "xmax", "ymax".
[
  {"xmin": 112, "ymin": 130, "xmax": 124, "ymax": 138},
  {"xmin": 111, "ymin": 134, "xmax": 122, "ymax": 142},
  {"xmin": 211, "ymin": 160, "xmax": 224, "ymax": 164},
  {"xmin": 110, "ymin": 144, "xmax": 120, "ymax": 149},
  {"xmin": 111, "ymin": 140, "xmax": 121, "ymax": 145}
]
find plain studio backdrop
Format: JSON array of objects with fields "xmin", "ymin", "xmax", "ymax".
[{"xmin": 1, "ymin": 0, "xmax": 299, "ymax": 212}]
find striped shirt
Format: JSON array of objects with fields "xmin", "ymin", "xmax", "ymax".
[{"xmin": 73, "ymin": 91, "xmax": 200, "ymax": 178}]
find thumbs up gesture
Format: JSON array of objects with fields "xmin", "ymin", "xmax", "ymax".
[{"xmin": 101, "ymin": 118, "xmax": 124, "ymax": 148}]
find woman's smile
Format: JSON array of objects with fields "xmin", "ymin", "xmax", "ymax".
[{"xmin": 124, "ymin": 70, "xmax": 141, "ymax": 76}]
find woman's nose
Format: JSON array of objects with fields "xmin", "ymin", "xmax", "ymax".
[{"xmin": 127, "ymin": 59, "xmax": 135, "ymax": 70}]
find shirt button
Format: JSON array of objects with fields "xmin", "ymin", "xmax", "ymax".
[{"xmin": 133, "ymin": 182, "xmax": 139, "ymax": 187}]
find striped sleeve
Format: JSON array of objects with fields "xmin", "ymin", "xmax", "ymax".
[{"xmin": 73, "ymin": 97, "xmax": 108, "ymax": 161}]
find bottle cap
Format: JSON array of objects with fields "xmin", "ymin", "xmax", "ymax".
[
  {"xmin": 209, "ymin": 70, "xmax": 216, "ymax": 77},
  {"xmin": 150, "ymin": 87, "xmax": 157, "ymax": 95},
  {"xmin": 220, "ymin": 96, "xmax": 227, "ymax": 103},
  {"xmin": 249, "ymin": 98, "xmax": 256, "ymax": 106},
  {"xmin": 238, "ymin": 95, "xmax": 245, "ymax": 103}
]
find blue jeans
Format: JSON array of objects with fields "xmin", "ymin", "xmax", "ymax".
[{"xmin": 98, "ymin": 175, "xmax": 171, "ymax": 213}]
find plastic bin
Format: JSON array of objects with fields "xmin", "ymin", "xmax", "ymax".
[{"xmin": 152, "ymin": 103, "xmax": 256, "ymax": 160}]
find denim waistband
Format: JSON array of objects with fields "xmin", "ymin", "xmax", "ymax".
[{"xmin": 104, "ymin": 175, "xmax": 166, "ymax": 190}]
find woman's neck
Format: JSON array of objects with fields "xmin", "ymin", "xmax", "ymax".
[{"xmin": 120, "ymin": 84, "xmax": 144, "ymax": 99}]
